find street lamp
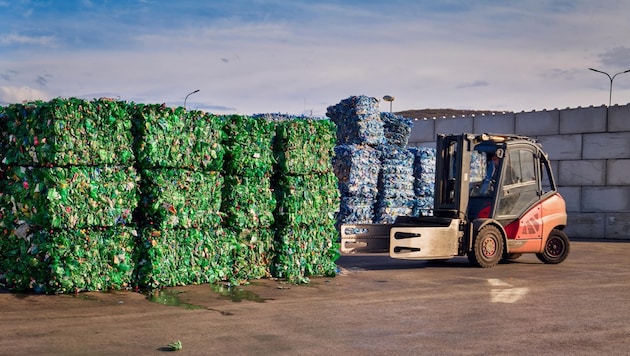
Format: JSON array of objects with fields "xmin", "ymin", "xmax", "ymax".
[
  {"xmin": 588, "ymin": 68, "xmax": 630, "ymax": 106},
  {"xmin": 382, "ymin": 95, "xmax": 395, "ymax": 113},
  {"xmin": 184, "ymin": 89, "xmax": 200, "ymax": 110}
]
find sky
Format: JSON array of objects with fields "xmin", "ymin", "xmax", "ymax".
[{"xmin": 1, "ymin": 0, "xmax": 630, "ymax": 117}]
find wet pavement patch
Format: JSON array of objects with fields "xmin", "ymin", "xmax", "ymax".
[
  {"xmin": 211, "ymin": 284, "xmax": 269, "ymax": 303},
  {"xmin": 146, "ymin": 289, "xmax": 204, "ymax": 310}
]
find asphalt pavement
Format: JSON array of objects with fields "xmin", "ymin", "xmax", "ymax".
[{"xmin": 1, "ymin": 240, "xmax": 629, "ymax": 355}]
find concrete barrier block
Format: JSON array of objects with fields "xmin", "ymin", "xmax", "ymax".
[
  {"xmin": 608, "ymin": 104, "xmax": 630, "ymax": 132},
  {"xmin": 559, "ymin": 106, "xmax": 607, "ymax": 134},
  {"xmin": 435, "ymin": 117, "xmax": 474, "ymax": 135},
  {"xmin": 607, "ymin": 159, "xmax": 630, "ymax": 185},
  {"xmin": 582, "ymin": 186, "xmax": 630, "ymax": 212},
  {"xmin": 473, "ymin": 113, "xmax": 515, "ymax": 134},
  {"xmin": 564, "ymin": 213, "xmax": 605, "ymax": 239},
  {"xmin": 409, "ymin": 118, "xmax": 435, "ymax": 143},
  {"xmin": 537, "ymin": 135, "xmax": 582, "ymax": 160},
  {"xmin": 558, "ymin": 186, "xmax": 581, "ymax": 212},
  {"xmin": 605, "ymin": 213, "xmax": 630, "ymax": 239},
  {"xmin": 515, "ymin": 109, "xmax": 559, "ymax": 136},
  {"xmin": 558, "ymin": 160, "xmax": 606, "ymax": 186},
  {"xmin": 583, "ymin": 132, "xmax": 630, "ymax": 159}
]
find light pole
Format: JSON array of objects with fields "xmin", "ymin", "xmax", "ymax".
[
  {"xmin": 589, "ymin": 68, "xmax": 630, "ymax": 106},
  {"xmin": 184, "ymin": 89, "xmax": 200, "ymax": 110},
  {"xmin": 382, "ymin": 95, "xmax": 395, "ymax": 113}
]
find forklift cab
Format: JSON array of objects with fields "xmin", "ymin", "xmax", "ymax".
[{"xmin": 436, "ymin": 133, "xmax": 560, "ymax": 222}]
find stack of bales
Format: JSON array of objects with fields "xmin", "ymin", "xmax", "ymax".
[
  {"xmin": 327, "ymin": 96, "xmax": 383, "ymax": 225},
  {"xmin": 271, "ymin": 118, "xmax": 339, "ymax": 283},
  {"xmin": 0, "ymin": 105, "xmax": 6, "ymax": 182},
  {"xmin": 0, "ymin": 98, "xmax": 138, "ymax": 293},
  {"xmin": 374, "ymin": 113, "xmax": 415, "ymax": 224},
  {"xmin": 221, "ymin": 115, "xmax": 276, "ymax": 284},
  {"xmin": 131, "ymin": 105, "xmax": 227, "ymax": 288},
  {"xmin": 409, "ymin": 147, "xmax": 436, "ymax": 216}
]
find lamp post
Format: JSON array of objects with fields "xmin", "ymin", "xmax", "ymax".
[
  {"xmin": 184, "ymin": 89, "xmax": 200, "ymax": 110},
  {"xmin": 382, "ymin": 95, "xmax": 395, "ymax": 113},
  {"xmin": 588, "ymin": 68, "xmax": 630, "ymax": 106}
]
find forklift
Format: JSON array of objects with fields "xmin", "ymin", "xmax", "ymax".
[{"xmin": 340, "ymin": 133, "xmax": 570, "ymax": 268}]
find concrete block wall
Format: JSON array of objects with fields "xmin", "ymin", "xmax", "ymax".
[{"xmin": 407, "ymin": 103, "xmax": 630, "ymax": 240}]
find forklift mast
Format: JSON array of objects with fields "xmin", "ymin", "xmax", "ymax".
[{"xmin": 434, "ymin": 133, "xmax": 477, "ymax": 220}]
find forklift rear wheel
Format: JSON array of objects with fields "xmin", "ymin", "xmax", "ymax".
[
  {"xmin": 468, "ymin": 225, "xmax": 504, "ymax": 268},
  {"xmin": 536, "ymin": 229, "xmax": 570, "ymax": 264}
]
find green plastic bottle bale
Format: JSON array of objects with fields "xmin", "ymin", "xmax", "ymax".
[
  {"xmin": 273, "ymin": 222, "xmax": 340, "ymax": 284},
  {"xmin": 134, "ymin": 227, "xmax": 232, "ymax": 289},
  {"xmin": 2, "ymin": 98, "xmax": 135, "ymax": 166},
  {"xmin": 224, "ymin": 228, "xmax": 275, "ymax": 284},
  {"xmin": 274, "ymin": 119, "xmax": 336, "ymax": 175},
  {"xmin": 137, "ymin": 169, "xmax": 223, "ymax": 229},
  {"xmin": 1, "ymin": 165, "xmax": 139, "ymax": 229},
  {"xmin": 222, "ymin": 115, "xmax": 275, "ymax": 177},
  {"xmin": 0, "ymin": 226, "xmax": 136, "ymax": 294},
  {"xmin": 221, "ymin": 175, "xmax": 276, "ymax": 230},
  {"xmin": 0, "ymin": 105, "xmax": 6, "ymax": 165},
  {"xmin": 131, "ymin": 104, "xmax": 226, "ymax": 171},
  {"xmin": 274, "ymin": 172, "xmax": 340, "ymax": 226}
]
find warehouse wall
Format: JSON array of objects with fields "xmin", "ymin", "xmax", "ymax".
[{"xmin": 407, "ymin": 103, "xmax": 630, "ymax": 240}]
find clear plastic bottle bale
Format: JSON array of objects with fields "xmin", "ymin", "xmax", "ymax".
[
  {"xmin": 374, "ymin": 144, "xmax": 416, "ymax": 224},
  {"xmin": 333, "ymin": 144, "xmax": 380, "ymax": 199},
  {"xmin": 409, "ymin": 147, "xmax": 436, "ymax": 199},
  {"xmin": 326, "ymin": 96, "xmax": 384, "ymax": 146},
  {"xmin": 337, "ymin": 196, "xmax": 375, "ymax": 225},
  {"xmin": 470, "ymin": 151, "xmax": 487, "ymax": 182},
  {"xmin": 409, "ymin": 147, "xmax": 437, "ymax": 176},
  {"xmin": 381, "ymin": 112, "xmax": 413, "ymax": 147},
  {"xmin": 413, "ymin": 196, "xmax": 434, "ymax": 217}
]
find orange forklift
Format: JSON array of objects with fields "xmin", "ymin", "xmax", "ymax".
[{"xmin": 340, "ymin": 133, "xmax": 570, "ymax": 267}]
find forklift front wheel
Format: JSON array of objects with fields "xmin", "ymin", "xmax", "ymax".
[
  {"xmin": 468, "ymin": 225, "xmax": 504, "ymax": 268},
  {"xmin": 536, "ymin": 229, "xmax": 570, "ymax": 264}
]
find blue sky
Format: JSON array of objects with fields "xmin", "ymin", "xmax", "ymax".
[{"xmin": 1, "ymin": 0, "xmax": 630, "ymax": 116}]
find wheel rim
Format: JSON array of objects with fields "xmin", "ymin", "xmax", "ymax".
[
  {"xmin": 546, "ymin": 236, "xmax": 565, "ymax": 257},
  {"xmin": 482, "ymin": 237, "xmax": 497, "ymax": 258}
]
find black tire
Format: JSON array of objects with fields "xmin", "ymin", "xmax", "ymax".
[
  {"xmin": 467, "ymin": 225, "xmax": 504, "ymax": 268},
  {"xmin": 536, "ymin": 229, "xmax": 570, "ymax": 264}
]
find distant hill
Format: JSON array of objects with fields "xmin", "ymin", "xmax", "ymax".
[{"xmin": 396, "ymin": 108, "xmax": 512, "ymax": 119}]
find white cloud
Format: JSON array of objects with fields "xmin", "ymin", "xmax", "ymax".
[
  {"xmin": 0, "ymin": 86, "xmax": 52, "ymax": 104},
  {"xmin": 0, "ymin": 32, "xmax": 56, "ymax": 47}
]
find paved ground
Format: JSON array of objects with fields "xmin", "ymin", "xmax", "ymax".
[{"xmin": 1, "ymin": 240, "xmax": 629, "ymax": 355}]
